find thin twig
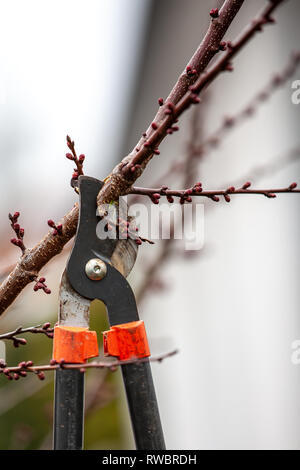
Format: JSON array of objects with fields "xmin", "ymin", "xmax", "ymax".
[
  {"xmin": 130, "ymin": 182, "xmax": 299, "ymax": 203},
  {"xmin": 119, "ymin": 0, "xmax": 286, "ymax": 177},
  {"xmin": 0, "ymin": 349, "xmax": 178, "ymax": 381},
  {"xmin": 0, "ymin": 323, "xmax": 53, "ymax": 347},
  {"xmin": 155, "ymin": 51, "xmax": 300, "ymax": 184}
]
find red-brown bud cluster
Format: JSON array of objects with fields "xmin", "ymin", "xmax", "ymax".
[
  {"xmin": 12, "ymin": 337, "xmax": 27, "ymax": 348},
  {"xmin": 0, "ymin": 360, "xmax": 35, "ymax": 381},
  {"xmin": 33, "ymin": 277, "xmax": 51, "ymax": 295},
  {"xmin": 210, "ymin": 8, "xmax": 219, "ymax": 18},
  {"xmin": 186, "ymin": 65, "xmax": 197, "ymax": 77},
  {"xmin": 151, "ymin": 193, "xmax": 161, "ymax": 204},
  {"xmin": 48, "ymin": 219, "xmax": 63, "ymax": 236},
  {"xmin": 192, "ymin": 182, "xmax": 203, "ymax": 193},
  {"xmin": 9, "ymin": 211, "xmax": 26, "ymax": 253},
  {"xmin": 219, "ymin": 41, "xmax": 227, "ymax": 51},
  {"xmin": 65, "ymin": 136, "xmax": 85, "ymax": 182}
]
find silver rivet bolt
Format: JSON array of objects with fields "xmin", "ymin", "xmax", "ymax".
[{"xmin": 85, "ymin": 258, "xmax": 107, "ymax": 281}]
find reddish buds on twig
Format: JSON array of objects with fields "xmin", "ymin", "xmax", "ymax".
[
  {"xmin": 210, "ymin": 8, "xmax": 219, "ymax": 19},
  {"xmin": 48, "ymin": 219, "xmax": 63, "ymax": 236},
  {"xmin": 151, "ymin": 193, "xmax": 161, "ymax": 205},
  {"xmin": 33, "ymin": 277, "xmax": 51, "ymax": 295},
  {"xmin": 186, "ymin": 66, "xmax": 197, "ymax": 77},
  {"xmin": 65, "ymin": 136, "xmax": 85, "ymax": 182},
  {"xmin": 9, "ymin": 212, "xmax": 26, "ymax": 254}
]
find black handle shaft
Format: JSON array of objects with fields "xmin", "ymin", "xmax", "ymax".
[
  {"xmin": 53, "ymin": 369, "xmax": 85, "ymax": 450},
  {"xmin": 121, "ymin": 360, "xmax": 165, "ymax": 450}
]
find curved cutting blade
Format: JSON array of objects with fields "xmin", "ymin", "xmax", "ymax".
[{"xmin": 58, "ymin": 270, "xmax": 91, "ymax": 326}]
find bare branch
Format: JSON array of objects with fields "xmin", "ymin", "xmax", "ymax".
[
  {"xmin": 0, "ymin": 350, "xmax": 178, "ymax": 381},
  {"xmin": 96, "ymin": 1, "xmax": 286, "ymax": 214},
  {"xmin": 0, "ymin": 0, "xmax": 288, "ymax": 315},
  {"xmin": 0, "ymin": 323, "xmax": 53, "ymax": 348},
  {"xmin": 157, "ymin": 51, "xmax": 300, "ymax": 183},
  {"xmin": 0, "ymin": 204, "xmax": 78, "ymax": 315},
  {"xmin": 130, "ymin": 182, "xmax": 299, "ymax": 203}
]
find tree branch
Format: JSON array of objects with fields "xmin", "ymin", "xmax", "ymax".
[
  {"xmin": 0, "ymin": 0, "xmax": 287, "ymax": 315},
  {"xmin": 155, "ymin": 51, "xmax": 300, "ymax": 184},
  {"xmin": 96, "ymin": 0, "xmax": 286, "ymax": 209},
  {"xmin": 0, "ymin": 350, "xmax": 178, "ymax": 381},
  {"xmin": 0, "ymin": 204, "xmax": 78, "ymax": 315},
  {"xmin": 130, "ymin": 182, "xmax": 299, "ymax": 203},
  {"xmin": 0, "ymin": 323, "xmax": 53, "ymax": 347}
]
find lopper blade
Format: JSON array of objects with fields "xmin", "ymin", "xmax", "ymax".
[{"xmin": 58, "ymin": 270, "xmax": 91, "ymax": 327}]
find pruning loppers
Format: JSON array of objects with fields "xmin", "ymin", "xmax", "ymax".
[{"xmin": 52, "ymin": 176, "xmax": 165, "ymax": 450}]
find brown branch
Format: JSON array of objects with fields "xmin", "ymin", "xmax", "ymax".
[
  {"xmin": 0, "ymin": 350, "xmax": 178, "ymax": 381},
  {"xmin": 0, "ymin": 323, "xmax": 53, "ymax": 347},
  {"xmin": 135, "ymin": 143, "xmax": 300, "ymax": 304},
  {"xmin": 156, "ymin": 51, "xmax": 300, "ymax": 183},
  {"xmin": 126, "ymin": 0, "xmax": 285, "ymax": 173},
  {"xmin": 0, "ymin": 0, "xmax": 287, "ymax": 315},
  {"xmin": 0, "ymin": 204, "xmax": 78, "ymax": 315},
  {"xmin": 96, "ymin": 0, "xmax": 247, "ymax": 207},
  {"xmin": 130, "ymin": 182, "xmax": 299, "ymax": 203},
  {"xmin": 96, "ymin": 0, "xmax": 286, "ymax": 216},
  {"xmin": 193, "ymin": 51, "xmax": 300, "ymax": 157},
  {"xmin": 136, "ymin": 105, "xmax": 207, "ymax": 305}
]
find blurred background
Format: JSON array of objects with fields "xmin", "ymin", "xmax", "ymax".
[{"xmin": 0, "ymin": 0, "xmax": 299, "ymax": 450}]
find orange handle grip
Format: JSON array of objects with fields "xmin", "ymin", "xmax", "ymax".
[
  {"xmin": 103, "ymin": 320, "xmax": 150, "ymax": 361},
  {"xmin": 52, "ymin": 325, "xmax": 99, "ymax": 363}
]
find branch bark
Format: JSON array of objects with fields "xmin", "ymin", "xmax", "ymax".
[
  {"xmin": 0, "ymin": 205, "xmax": 78, "ymax": 314},
  {"xmin": 0, "ymin": 0, "xmax": 287, "ymax": 315},
  {"xmin": 96, "ymin": 0, "xmax": 285, "ymax": 209}
]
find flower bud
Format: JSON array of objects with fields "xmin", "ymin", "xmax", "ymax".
[{"xmin": 210, "ymin": 8, "xmax": 219, "ymax": 18}]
